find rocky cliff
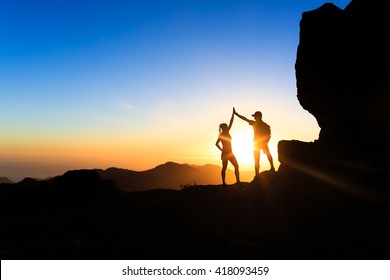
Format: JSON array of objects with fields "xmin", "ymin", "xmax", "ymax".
[{"xmin": 279, "ymin": 0, "xmax": 390, "ymax": 179}]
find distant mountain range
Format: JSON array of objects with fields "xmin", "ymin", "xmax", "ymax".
[
  {"xmin": 95, "ymin": 162, "xmax": 237, "ymax": 192},
  {"xmin": 1, "ymin": 162, "xmax": 253, "ymax": 192}
]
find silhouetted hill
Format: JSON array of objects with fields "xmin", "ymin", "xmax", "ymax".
[
  {"xmin": 0, "ymin": 177, "xmax": 14, "ymax": 184},
  {"xmin": 49, "ymin": 169, "xmax": 120, "ymax": 199},
  {"xmin": 0, "ymin": 170, "xmax": 120, "ymax": 206},
  {"xmin": 96, "ymin": 162, "xmax": 236, "ymax": 192}
]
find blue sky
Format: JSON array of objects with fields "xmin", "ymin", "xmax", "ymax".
[{"xmin": 0, "ymin": 0, "xmax": 351, "ymax": 181}]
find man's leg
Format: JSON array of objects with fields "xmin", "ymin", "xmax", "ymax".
[
  {"xmin": 253, "ymin": 148, "xmax": 260, "ymax": 176},
  {"xmin": 263, "ymin": 144, "xmax": 275, "ymax": 171}
]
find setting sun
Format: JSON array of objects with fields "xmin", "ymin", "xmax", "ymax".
[
  {"xmin": 222, "ymin": 120, "xmax": 280, "ymax": 183},
  {"xmin": 231, "ymin": 132, "xmax": 278, "ymax": 172},
  {"xmin": 231, "ymin": 132, "xmax": 254, "ymax": 166}
]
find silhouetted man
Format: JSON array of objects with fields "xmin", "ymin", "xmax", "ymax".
[{"xmin": 234, "ymin": 108, "xmax": 275, "ymax": 176}]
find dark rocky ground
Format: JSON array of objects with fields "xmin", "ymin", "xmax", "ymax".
[{"xmin": 1, "ymin": 168, "xmax": 389, "ymax": 260}]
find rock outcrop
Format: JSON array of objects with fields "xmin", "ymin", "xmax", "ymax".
[{"xmin": 279, "ymin": 0, "xmax": 390, "ymax": 180}]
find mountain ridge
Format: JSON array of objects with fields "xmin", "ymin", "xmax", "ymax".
[
  {"xmin": 95, "ymin": 161, "xmax": 237, "ymax": 192},
  {"xmin": 2, "ymin": 161, "xmax": 253, "ymax": 189}
]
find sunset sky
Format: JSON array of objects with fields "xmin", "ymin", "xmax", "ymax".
[{"xmin": 0, "ymin": 0, "xmax": 351, "ymax": 181}]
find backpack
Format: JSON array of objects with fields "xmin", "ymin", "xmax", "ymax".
[{"xmin": 258, "ymin": 121, "xmax": 271, "ymax": 142}]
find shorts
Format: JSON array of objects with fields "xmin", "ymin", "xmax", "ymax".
[
  {"xmin": 254, "ymin": 141, "xmax": 270, "ymax": 153},
  {"xmin": 221, "ymin": 151, "xmax": 234, "ymax": 161}
]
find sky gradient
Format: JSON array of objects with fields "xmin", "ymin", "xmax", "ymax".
[{"xmin": 0, "ymin": 0, "xmax": 351, "ymax": 181}]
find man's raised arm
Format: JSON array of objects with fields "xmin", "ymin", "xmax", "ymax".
[{"xmin": 234, "ymin": 107, "xmax": 251, "ymax": 123}]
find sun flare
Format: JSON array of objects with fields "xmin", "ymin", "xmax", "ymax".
[
  {"xmin": 231, "ymin": 133, "xmax": 254, "ymax": 166},
  {"xmin": 230, "ymin": 131, "xmax": 279, "ymax": 173}
]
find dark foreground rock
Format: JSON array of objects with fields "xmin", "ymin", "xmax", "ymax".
[
  {"xmin": 281, "ymin": 0, "xmax": 390, "ymax": 175},
  {"xmin": 270, "ymin": 0, "xmax": 390, "ymax": 260},
  {"xmin": 1, "ymin": 170, "xmax": 389, "ymax": 259}
]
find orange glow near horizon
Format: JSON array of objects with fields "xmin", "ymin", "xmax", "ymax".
[{"xmin": 0, "ymin": 96, "xmax": 319, "ymax": 182}]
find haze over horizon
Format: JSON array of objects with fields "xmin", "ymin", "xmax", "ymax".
[{"xmin": 1, "ymin": 0, "xmax": 351, "ymax": 181}]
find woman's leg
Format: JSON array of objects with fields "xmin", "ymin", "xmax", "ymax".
[
  {"xmin": 222, "ymin": 159, "xmax": 228, "ymax": 185},
  {"xmin": 229, "ymin": 156, "xmax": 240, "ymax": 183}
]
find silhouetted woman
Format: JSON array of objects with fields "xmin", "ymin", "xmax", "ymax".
[{"xmin": 215, "ymin": 108, "xmax": 240, "ymax": 186}]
